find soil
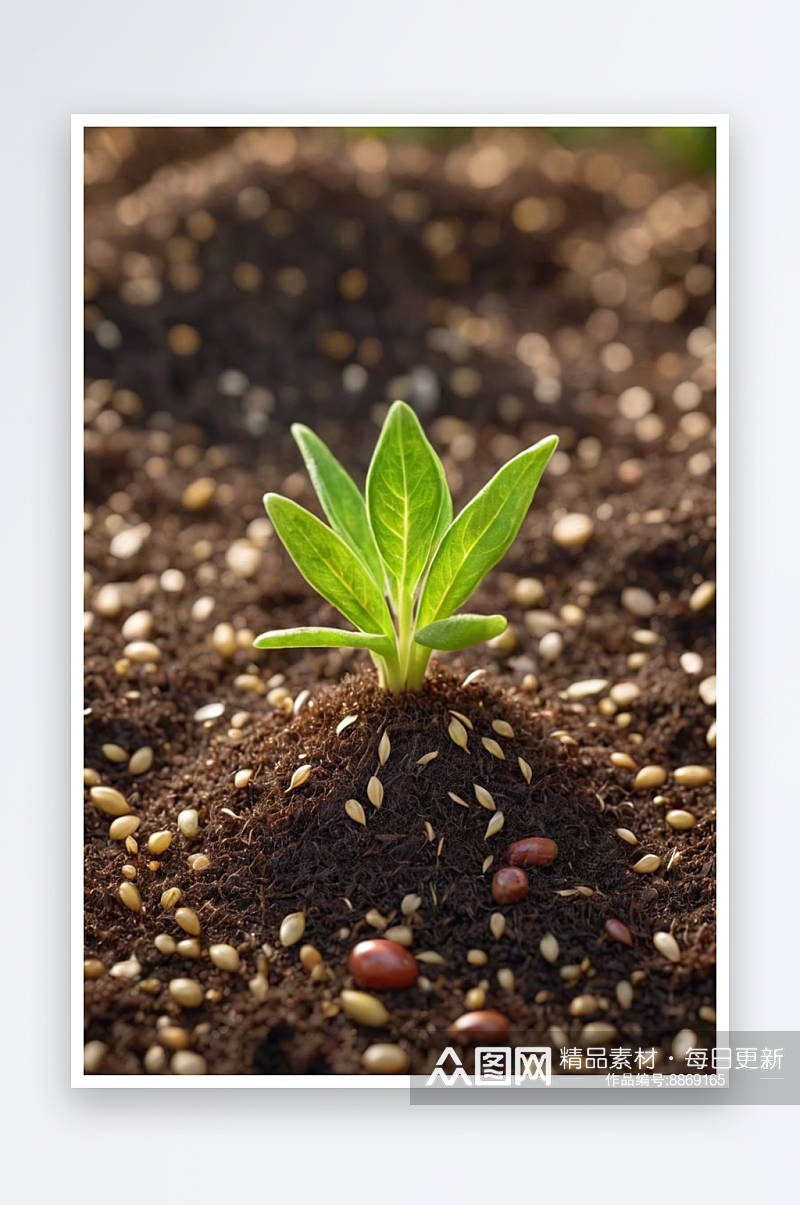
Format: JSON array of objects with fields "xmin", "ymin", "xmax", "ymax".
[{"xmin": 83, "ymin": 128, "xmax": 717, "ymax": 1074}]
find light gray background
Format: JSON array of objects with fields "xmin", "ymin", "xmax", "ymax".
[{"xmin": 2, "ymin": 1, "xmax": 796, "ymax": 1199}]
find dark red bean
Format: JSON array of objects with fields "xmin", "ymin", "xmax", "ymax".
[
  {"xmin": 605, "ymin": 918, "xmax": 633, "ymax": 946},
  {"xmin": 348, "ymin": 939, "xmax": 418, "ymax": 989},
  {"xmin": 449, "ymin": 1010, "xmax": 510, "ymax": 1042},
  {"xmin": 505, "ymin": 836, "xmax": 558, "ymax": 867},
  {"xmin": 492, "ymin": 866, "xmax": 528, "ymax": 904}
]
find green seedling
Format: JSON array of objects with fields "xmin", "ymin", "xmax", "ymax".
[{"xmin": 255, "ymin": 400, "xmax": 557, "ymax": 693}]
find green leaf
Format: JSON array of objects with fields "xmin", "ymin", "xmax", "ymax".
[
  {"xmin": 414, "ymin": 614, "xmax": 507, "ymax": 651},
  {"xmin": 416, "ymin": 435, "xmax": 558, "ymax": 627},
  {"xmin": 291, "ymin": 423, "xmax": 384, "ymax": 587},
  {"xmin": 264, "ymin": 494, "xmax": 395, "ymax": 637},
  {"xmin": 254, "ymin": 626, "xmax": 395, "ymax": 655},
  {"xmin": 366, "ymin": 400, "xmax": 452, "ymax": 597}
]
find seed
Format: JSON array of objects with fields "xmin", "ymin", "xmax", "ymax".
[
  {"xmin": 367, "ymin": 776, "xmax": 384, "ymax": 809},
  {"xmin": 653, "ymin": 931, "xmax": 681, "ymax": 962},
  {"xmin": 212, "ymin": 622, "xmax": 237, "ymax": 659},
  {"xmin": 102, "ymin": 743, "xmax": 128, "ymax": 763},
  {"xmin": 491, "ymin": 720, "xmax": 514, "ymax": 739},
  {"xmin": 365, "ymin": 909, "xmax": 388, "ymax": 930},
  {"xmin": 234, "ymin": 769, "xmax": 253, "ymax": 789},
  {"xmin": 616, "ymin": 828, "xmax": 638, "ymax": 845},
  {"xmin": 631, "ymin": 970, "xmax": 647, "ymax": 985},
  {"xmin": 336, "ymin": 714, "xmax": 359, "ymax": 735},
  {"xmin": 118, "ymin": 882, "xmax": 142, "ymax": 912},
  {"xmin": 249, "ymin": 972, "xmax": 269, "ymax": 1001},
  {"xmin": 699, "ymin": 1005, "xmax": 716, "ymax": 1023},
  {"xmin": 448, "ymin": 717, "xmax": 469, "ymax": 751},
  {"xmin": 680, "ymin": 651, "xmax": 704, "ymax": 676},
  {"xmin": 122, "ymin": 865, "xmax": 138, "ymax": 882},
  {"xmin": 340, "ymin": 990, "xmax": 389, "ymax": 1027},
  {"xmin": 621, "ymin": 587, "xmax": 657, "ymax": 618},
  {"xmin": 83, "ymin": 958, "xmax": 105, "ymax": 979},
  {"xmin": 569, "ymin": 994, "xmax": 598, "ymax": 1017},
  {"xmin": 581, "ymin": 1023, "xmax": 617, "ymax": 1045},
  {"xmin": 610, "ymin": 682, "xmax": 642, "ymax": 708},
  {"xmin": 171, "ymin": 1051, "xmax": 207, "ymax": 1075},
  {"xmin": 424, "ymin": 821, "xmax": 435, "ymax": 842},
  {"xmin": 598, "ymin": 698, "xmax": 618, "ymax": 716},
  {"xmin": 287, "ymin": 764, "xmax": 312, "ymax": 792},
  {"xmin": 169, "ymin": 977, "xmax": 204, "ymax": 1008},
  {"xmin": 520, "ymin": 673, "xmax": 539, "ymax": 693},
  {"xmin": 209, "ymin": 944, "xmax": 240, "ymax": 972},
  {"xmin": 482, "ymin": 855, "xmax": 494, "ymax": 874},
  {"xmin": 108, "ymin": 815, "xmax": 140, "ymax": 840},
  {"xmin": 494, "ymin": 968, "xmax": 513, "ymax": 992},
  {"xmin": 467, "ymin": 949, "xmax": 488, "ymax": 966},
  {"xmin": 110, "ymin": 956, "xmax": 141, "ymax": 979},
  {"xmin": 121, "ymin": 610, "xmax": 154, "ymax": 643},
  {"xmin": 160, "ymin": 888, "xmax": 182, "ymax": 910},
  {"xmin": 417, "ymin": 951, "xmax": 446, "ymax": 966},
  {"xmin": 124, "ymin": 640, "xmax": 161, "ymax": 665},
  {"xmin": 126, "ymin": 746, "xmax": 153, "ymax": 776},
  {"xmin": 462, "ymin": 668, "xmax": 487, "ymax": 686},
  {"xmin": 416, "ymin": 751, "xmax": 439, "ymax": 766},
  {"xmin": 674, "ymin": 765, "xmax": 713, "ymax": 787},
  {"xmin": 699, "ymin": 675, "xmax": 717, "ymax": 706},
  {"xmin": 144, "ymin": 1045, "xmax": 165, "ymax": 1073},
  {"xmin": 465, "ymin": 988, "xmax": 486, "ymax": 1009},
  {"xmin": 448, "ymin": 791, "xmax": 469, "ymax": 807},
  {"xmin": 505, "ymin": 836, "xmax": 558, "ymax": 867},
  {"xmin": 481, "ymin": 737, "xmax": 506, "ymax": 760},
  {"xmin": 154, "ymin": 933, "xmax": 177, "ymax": 954},
  {"xmin": 267, "ymin": 686, "xmax": 290, "ymax": 707},
  {"xmin": 148, "ymin": 830, "xmax": 172, "ymax": 855},
  {"xmin": 513, "ymin": 761, "xmax": 532, "ymax": 792},
  {"xmin": 490, "ymin": 913, "xmax": 506, "ymax": 940},
  {"xmin": 159, "ymin": 1025, "xmax": 191, "ymax": 1051},
  {"xmin": 550, "ymin": 1026, "xmax": 570, "ymax": 1048},
  {"xmin": 174, "ymin": 907, "xmax": 200, "ymax": 936},
  {"xmin": 401, "ymin": 894, "xmax": 421, "ymax": 916},
  {"xmin": 689, "ymin": 581, "xmax": 716, "ymax": 612},
  {"xmin": 552, "ymin": 513, "xmax": 594, "ymax": 548},
  {"xmin": 345, "ymin": 799, "xmax": 367, "ymax": 826},
  {"xmin": 177, "ymin": 938, "xmax": 201, "ymax": 958},
  {"xmin": 279, "ymin": 912, "xmax": 305, "ymax": 947},
  {"xmin": 84, "ymin": 1041, "xmax": 108, "ymax": 1074},
  {"xmin": 378, "ymin": 730, "xmax": 391, "ymax": 765},
  {"xmin": 540, "ymin": 933, "xmax": 559, "ymax": 963},
  {"xmin": 89, "ymin": 786, "xmax": 130, "ymax": 817},
  {"xmin": 631, "ymin": 854, "xmax": 661, "ymax": 874},
  {"xmin": 384, "ymin": 926, "xmax": 413, "ymax": 947},
  {"xmin": 449, "ymin": 1010, "xmax": 510, "ymax": 1041},
  {"xmin": 449, "ymin": 710, "xmax": 474, "ymax": 730},
  {"xmin": 484, "ymin": 812, "xmax": 505, "ymax": 840},
  {"xmin": 83, "ymin": 767, "xmax": 100, "ymax": 786},
  {"xmin": 362, "ymin": 1043, "xmax": 409, "ymax": 1074},
  {"xmin": 605, "ymin": 919, "xmax": 633, "ymax": 946},
  {"xmin": 706, "ymin": 721, "xmax": 717, "ymax": 748},
  {"xmin": 492, "ymin": 867, "xmax": 528, "ymax": 904},
  {"xmin": 560, "ymin": 965, "xmax": 581, "ymax": 982},
  {"xmin": 566, "ymin": 679, "xmax": 609, "ymax": 701},
  {"xmin": 473, "ymin": 784, "xmax": 496, "ymax": 811},
  {"xmin": 189, "ymin": 853, "xmax": 210, "ymax": 873},
  {"xmin": 634, "ymin": 765, "xmax": 667, "ymax": 790},
  {"xmin": 177, "ymin": 809, "xmax": 199, "ymax": 838},
  {"xmin": 610, "ymin": 752, "xmax": 636, "ymax": 770},
  {"xmin": 666, "ymin": 809, "xmax": 697, "ymax": 830},
  {"xmin": 616, "ymin": 980, "xmax": 634, "ymax": 1009},
  {"xmin": 182, "ymin": 476, "xmax": 216, "ymax": 511},
  {"xmin": 539, "ymin": 632, "xmax": 564, "ymax": 663}
]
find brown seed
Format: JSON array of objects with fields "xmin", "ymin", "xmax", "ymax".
[
  {"xmin": 159, "ymin": 1026, "xmax": 191, "ymax": 1051},
  {"xmin": 175, "ymin": 907, "xmax": 201, "ymax": 936},
  {"xmin": 666, "ymin": 809, "xmax": 697, "ymax": 830},
  {"xmin": 505, "ymin": 836, "xmax": 558, "ymax": 867},
  {"xmin": 653, "ymin": 931, "xmax": 681, "ymax": 962},
  {"xmin": 148, "ymin": 830, "xmax": 172, "ymax": 855},
  {"xmin": 492, "ymin": 867, "xmax": 528, "ymax": 904},
  {"xmin": 109, "ymin": 815, "xmax": 141, "ymax": 841},
  {"xmin": 674, "ymin": 765, "xmax": 713, "ymax": 787},
  {"xmin": 345, "ymin": 799, "xmax": 367, "ymax": 826},
  {"xmin": 605, "ymin": 918, "xmax": 633, "ymax": 946},
  {"xmin": 362, "ymin": 1043, "xmax": 409, "ymax": 1074},
  {"xmin": 449, "ymin": 1010, "xmax": 510, "ymax": 1042},
  {"xmin": 118, "ymin": 882, "xmax": 142, "ymax": 912},
  {"xmin": 168, "ymin": 978, "xmax": 204, "ymax": 1008},
  {"xmin": 634, "ymin": 765, "xmax": 667, "ymax": 790},
  {"xmin": 90, "ymin": 786, "xmax": 130, "ymax": 817},
  {"xmin": 632, "ymin": 854, "xmax": 661, "ymax": 874},
  {"xmin": 83, "ymin": 959, "xmax": 105, "ymax": 979},
  {"xmin": 340, "ymin": 990, "xmax": 389, "ymax": 1027}
]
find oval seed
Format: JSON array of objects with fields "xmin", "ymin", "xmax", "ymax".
[
  {"xmin": 209, "ymin": 944, "xmax": 240, "ymax": 972},
  {"xmin": 177, "ymin": 809, "xmax": 199, "ymax": 838},
  {"xmin": 384, "ymin": 925, "xmax": 413, "ymax": 947},
  {"xmin": 102, "ymin": 743, "xmax": 128, "ymax": 763},
  {"xmin": 345, "ymin": 799, "xmax": 367, "ymax": 826},
  {"xmin": 367, "ymin": 776, "xmax": 384, "ymax": 809},
  {"xmin": 484, "ymin": 812, "xmax": 505, "ymax": 840},
  {"xmin": 128, "ymin": 746, "xmax": 153, "ymax": 775},
  {"xmin": 336, "ymin": 714, "xmax": 358, "ymax": 735},
  {"xmin": 109, "ymin": 815, "xmax": 141, "ymax": 841},
  {"xmin": 449, "ymin": 1010, "xmax": 510, "ymax": 1042},
  {"xmin": 416, "ymin": 751, "xmax": 439, "ymax": 766},
  {"xmin": 553, "ymin": 512, "xmax": 594, "ymax": 548},
  {"xmin": 177, "ymin": 939, "xmax": 201, "ymax": 959},
  {"xmin": 378, "ymin": 730, "xmax": 391, "ymax": 765},
  {"xmin": 401, "ymin": 894, "xmax": 422, "ymax": 916},
  {"xmin": 616, "ymin": 828, "xmax": 638, "ymax": 845},
  {"xmin": 653, "ymin": 931, "xmax": 681, "ymax": 963},
  {"xmin": 481, "ymin": 737, "xmax": 505, "ymax": 760},
  {"xmin": 492, "ymin": 867, "xmax": 528, "ymax": 904},
  {"xmin": 492, "ymin": 720, "xmax": 515, "ymax": 739},
  {"xmin": 234, "ymin": 769, "xmax": 253, "ymax": 789},
  {"xmin": 110, "ymin": 956, "xmax": 141, "ymax": 979},
  {"xmin": 365, "ymin": 909, "xmax": 388, "ymax": 930},
  {"xmin": 518, "ymin": 756, "xmax": 532, "ymax": 783},
  {"xmin": 168, "ymin": 978, "xmax": 204, "ymax": 1008},
  {"xmin": 482, "ymin": 855, "xmax": 494, "ymax": 873},
  {"xmin": 90, "ymin": 786, "xmax": 130, "ymax": 817},
  {"xmin": 634, "ymin": 765, "xmax": 667, "ymax": 790},
  {"xmin": 467, "ymin": 949, "xmax": 488, "ymax": 966},
  {"xmin": 490, "ymin": 913, "xmax": 506, "ymax": 940},
  {"xmin": 674, "ymin": 765, "xmax": 713, "ymax": 787},
  {"xmin": 350, "ymin": 939, "xmax": 418, "ymax": 989},
  {"xmin": 160, "ymin": 887, "xmax": 182, "ymax": 910},
  {"xmin": 287, "ymin": 765, "xmax": 312, "ymax": 792},
  {"xmin": 605, "ymin": 918, "xmax": 633, "ymax": 946},
  {"xmin": 212, "ymin": 623, "xmax": 237, "ymax": 659},
  {"xmin": 154, "ymin": 933, "xmax": 177, "ymax": 954},
  {"xmin": 340, "ymin": 990, "xmax": 389, "ymax": 1027},
  {"xmin": 581, "ymin": 1023, "xmax": 617, "ymax": 1045},
  {"xmin": 616, "ymin": 980, "xmax": 634, "ymax": 1009},
  {"xmin": 159, "ymin": 1026, "xmax": 191, "ymax": 1051},
  {"xmin": 569, "ymin": 994, "xmax": 598, "ymax": 1017},
  {"xmin": 611, "ymin": 752, "xmax": 636, "ymax": 770},
  {"xmin": 609, "ymin": 682, "xmax": 641, "ymax": 708},
  {"xmin": 497, "ymin": 968, "xmax": 515, "ymax": 992},
  {"xmin": 505, "ymin": 836, "xmax": 558, "ymax": 867},
  {"xmin": 448, "ymin": 791, "xmax": 469, "ymax": 807},
  {"xmin": 175, "ymin": 907, "xmax": 201, "ymax": 936},
  {"xmin": 465, "ymin": 987, "xmax": 486, "ymax": 1010},
  {"xmin": 666, "ymin": 809, "xmax": 697, "ymax": 830},
  {"xmin": 279, "ymin": 912, "xmax": 305, "ymax": 947},
  {"xmin": 362, "ymin": 1043, "xmax": 409, "ymax": 1074},
  {"xmin": 84, "ymin": 1041, "xmax": 108, "ymax": 1074},
  {"xmin": 148, "ymin": 830, "xmax": 172, "ymax": 855},
  {"xmin": 83, "ymin": 959, "xmax": 105, "ymax": 979},
  {"xmin": 118, "ymin": 882, "xmax": 142, "ymax": 912},
  {"xmin": 417, "ymin": 951, "xmax": 445, "ymax": 966},
  {"xmin": 448, "ymin": 717, "xmax": 469, "ymax": 751},
  {"xmin": 473, "ymin": 784, "xmax": 496, "ymax": 811},
  {"xmin": 699, "ymin": 1005, "xmax": 716, "ymax": 1023},
  {"xmin": 689, "ymin": 581, "xmax": 716, "ymax": 611},
  {"xmin": 632, "ymin": 854, "xmax": 661, "ymax": 874},
  {"xmin": 124, "ymin": 640, "xmax": 161, "ymax": 663},
  {"xmin": 706, "ymin": 721, "xmax": 717, "ymax": 748},
  {"xmin": 540, "ymin": 933, "xmax": 560, "ymax": 963},
  {"xmin": 449, "ymin": 710, "xmax": 474, "ymax": 730},
  {"xmin": 83, "ymin": 767, "xmax": 100, "ymax": 786},
  {"xmin": 171, "ymin": 1050, "xmax": 207, "ymax": 1075},
  {"xmin": 300, "ymin": 944, "xmax": 323, "ymax": 971}
]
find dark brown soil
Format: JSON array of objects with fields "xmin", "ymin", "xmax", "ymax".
[{"xmin": 83, "ymin": 127, "xmax": 716, "ymax": 1074}]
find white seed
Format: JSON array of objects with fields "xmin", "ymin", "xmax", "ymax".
[
  {"xmin": 144, "ymin": 1044, "xmax": 166, "ymax": 1073},
  {"xmin": 672, "ymin": 1028, "xmax": 698, "ymax": 1062},
  {"xmin": 154, "ymin": 933, "xmax": 177, "ymax": 954},
  {"xmin": 171, "ymin": 1050, "xmax": 208, "ymax": 1076},
  {"xmin": 336, "ymin": 714, "xmax": 359, "ymax": 735},
  {"xmin": 121, "ymin": 610, "xmax": 154, "ymax": 641},
  {"xmin": 175, "ymin": 907, "xmax": 201, "ymax": 935},
  {"xmin": 633, "ymin": 628, "xmax": 659, "ymax": 646},
  {"xmin": 267, "ymin": 686, "xmax": 290, "ymax": 706},
  {"xmin": 191, "ymin": 596, "xmax": 216, "ymax": 622},
  {"xmin": 481, "ymin": 855, "xmax": 494, "ymax": 873},
  {"xmin": 616, "ymin": 828, "xmax": 638, "ymax": 845},
  {"xmin": 699, "ymin": 675, "xmax": 717, "ymax": 706},
  {"xmin": 448, "ymin": 717, "xmax": 469, "ymax": 751},
  {"xmin": 367, "ymin": 776, "xmax": 384, "ymax": 809},
  {"xmin": 497, "ymin": 968, "xmax": 515, "ymax": 991},
  {"xmin": 401, "ymin": 894, "xmax": 422, "ymax": 916},
  {"xmin": 384, "ymin": 926, "xmax": 413, "ymax": 946},
  {"xmin": 674, "ymin": 765, "xmax": 713, "ymax": 787},
  {"xmin": 209, "ymin": 943, "xmax": 240, "ymax": 972},
  {"xmin": 621, "ymin": 587, "xmax": 657, "ymax": 618},
  {"xmin": 194, "ymin": 702, "xmax": 225, "ymax": 722},
  {"xmin": 539, "ymin": 632, "xmax": 564, "ymax": 663},
  {"xmin": 178, "ymin": 809, "xmax": 199, "ymax": 838},
  {"xmin": 609, "ymin": 682, "xmax": 641, "ymax": 707},
  {"xmin": 581, "ymin": 1023, "xmax": 617, "ymax": 1045},
  {"xmin": 84, "ymin": 1040, "xmax": 108, "ymax": 1074},
  {"xmin": 94, "ymin": 583, "xmax": 122, "ymax": 618},
  {"xmin": 110, "ymin": 524, "xmax": 149, "ymax": 559},
  {"xmin": 653, "ymin": 931, "xmax": 681, "ymax": 963},
  {"xmin": 680, "ymin": 651, "xmax": 704, "ymax": 675},
  {"xmin": 518, "ymin": 756, "xmax": 532, "ymax": 784},
  {"xmin": 123, "ymin": 640, "xmax": 161, "ymax": 663},
  {"xmin": 561, "ymin": 604, "xmax": 585, "ymax": 626},
  {"xmin": 340, "ymin": 990, "xmax": 389, "ymax": 1027},
  {"xmin": 109, "ymin": 815, "xmax": 140, "ymax": 840},
  {"xmin": 212, "ymin": 622, "xmax": 238, "ymax": 659},
  {"xmin": 481, "ymin": 737, "xmax": 506, "ymax": 760},
  {"xmin": 424, "ymin": 821, "xmax": 435, "ymax": 842},
  {"xmin": 632, "ymin": 854, "xmax": 661, "ymax": 874},
  {"xmin": 467, "ymin": 949, "xmax": 488, "ymax": 966},
  {"xmin": 490, "ymin": 913, "xmax": 506, "ymax": 940},
  {"xmin": 553, "ymin": 513, "xmax": 594, "ymax": 548},
  {"xmin": 416, "ymin": 750, "xmax": 439, "ymax": 766},
  {"xmin": 90, "ymin": 786, "xmax": 130, "ymax": 817},
  {"xmin": 627, "ymin": 652, "xmax": 647, "ymax": 670},
  {"xmin": 484, "ymin": 811, "xmax": 505, "ymax": 840},
  {"xmin": 118, "ymin": 882, "xmax": 142, "ymax": 912},
  {"xmin": 540, "ymin": 933, "xmax": 559, "ymax": 963},
  {"xmin": 524, "ymin": 610, "xmax": 562, "ymax": 638},
  {"xmin": 280, "ymin": 912, "xmax": 305, "ymax": 947},
  {"xmin": 689, "ymin": 581, "xmax": 716, "ymax": 612},
  {"xmin": 512, "ymin": 577, "xmax": 545, "ymax": 607},
  {"xmin": 287, "ymin": 765, "xmax": 312, "ymax": 792},
  {"xmin": 616, "ymin": 980, "xmax": 634, "ymax": 1009},
  {"xmin": 566, "ymin": 678, "xmax": 609, "ymax": 700},
  {"xmin": 634, "ymin": 765, "xmax": 667, "ymax": 790},
  {"xmin": 462, "ymin": 668, "xmax": 487, "ymax": 686},
  {"xmin": 249, "ymin": 973, "xmax": 269, "ymax": 1001},
  {"xmin": 378, "ymin": 730, "xmax": 391, "ymax": 765},
  {"xmin": 109, "ymin": 956, "xmax": 141, "ymax": 980},
  {"xmin": 366, "ymin": 909, "xmax": 388, "ymax": 930},
  {"xmin": 666, "ymin": 809, "xmax": 696, "ymax": 830},
  {"xmin": 706, "ymin": 721, "xmax": 717, "ymax": 748},
  {"xmin": 168, "ymin": 977, "xmax": 204, "ymax": 1009},
  {"xmin": 449, "ymin": 709, "xmax": 474, "ymax": 730},
  {"xmin": 234, "ymin": 769, "xmax": 253, "ymax": 789},
  {"xmin": 345, "ymin": 799, "xmax": 367, "ymax": 826},
  {"xmin": 492, "ymin": 720, "xmax": 515, "ymax": 739},
  {"xmin": 160, "ymin": 888, "xmax": 182, "ymax": 910},
  {"xmin": 474, "ymin": 784, "xmax": 496, "ymax": 811},
  {"xmin": 362, "ymin": 1043, "xmax": 409, "ymax": 1074},
  {"xmin": 417, "ymin": 951, "xmax": 445, "ymax": 965}
]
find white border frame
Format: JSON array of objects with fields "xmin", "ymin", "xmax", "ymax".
[{"xmin": 73, "ymin": 113, "xmax": 728, "ymax": 1088}]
